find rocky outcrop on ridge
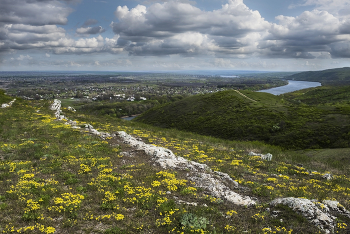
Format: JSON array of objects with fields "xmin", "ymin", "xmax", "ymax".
[
  {"xmin": 1, "ymin": 98, "xmax": 16, "ymax": 108},
  {"xmin": 270, "ymin": 197, "xmax": 350, "ymax": 233},
  {"xmin": 50, "ymin": 99, "xmax": 256, "ymax": 207},
  {"xmin": 50, "ymin": 99, "xmax": 350, "ymax": 233},
  {"xmin": 116, "ymin": 131, "xmax": 256, "ymax": 207},
  {"xmin": 50, "ymin": 99, "xmax": 111, "ymax": 139}
]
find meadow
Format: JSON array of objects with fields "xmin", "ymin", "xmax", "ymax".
[{"xmin": 1, "ymin": 90, "xmax": 350, "ymax": 233}]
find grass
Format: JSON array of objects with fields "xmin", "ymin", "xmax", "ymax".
[
  {"xmin": 136, "ymin": 89, "xmax": 350, "ymax": 150},
  {"xmin": 1, "ymin": 91, "xmax": 350, "ymax": 233}
]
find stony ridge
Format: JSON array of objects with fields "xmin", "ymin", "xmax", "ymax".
[
  {"xmin": 50, "ymin": 99, "xmax": 350, "ymax": 233},
  {"xmin": 1, "ymin": 98, "xmax": 16, "ymax": 108}
]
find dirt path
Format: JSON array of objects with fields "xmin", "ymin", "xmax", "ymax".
[{"xmin": 234, "ymin": 90, "xmax": 257, "ymax": 102}]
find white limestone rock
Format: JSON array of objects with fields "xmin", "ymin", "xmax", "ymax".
[
  {"xmin": 270, "ymin": 197, "xmax": 336, "ymax": 233},
  {"xmin": 67, "ymin": 106, "xmax": 76, "ymax": 112},
  {"xmin": 248, "ymin": 151, "xmax": 272, "ymax": 161},
  {"xmin": 117, "ymin": 131, "xmax": 256, "ymax": 207},
  {"xmin": 176, "ymin": 199, "xmax": 198, "ymax": 206},
  {"xmin": 323, "ymin": 200, "xmax": 350, "ymax": 219},
  {"xmin": 1, "ymin": 99, "xmax": 16, "ymax": 108},
  {"xmin": 50, "ymin": 99, "xmax": 65, "ymax": 120},
  {"xmin": 322, "ymin": 174, "xmax": 333, "ymax": 180},
  {"xmin": 84, "ymin": 124, "xmax": 111, "ymax": 139}
]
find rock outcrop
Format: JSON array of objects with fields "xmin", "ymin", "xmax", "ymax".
[
  {"xmin": 270, "ymin": 197, "xmax": 350, "ymax": 233},
  {"xmin": 116, "ymin": 131, "xmax": 256, "ymax": 207},
  {"xmin": 249, "ymin": 151, "xmax": 272, "ymax": 161},
  {"xmin": 1, "ymin": 99, "xmax": 16, "ymax": 108},
  {"xmin": 50, "ymin": 99, "xmax": 111, "ymax": 139},
  {"xmin": 49, "ymin": 99, "xmax": 349, "ymax": 233}
]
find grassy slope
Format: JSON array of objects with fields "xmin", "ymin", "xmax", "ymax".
[
  {"xmin": 287, "ymin": 67, "xmax": 350, "ymax": 82},
  {"xmin": 282, "ymin": 85, "xmax": 350, "ymax": 105},
  {"xmin": 1, "ymin": 91, "xmax": 350, "ymax": 233},
  {"xmin": 136, "ymin": 89, "xmax": 350, "ymax": 150}
]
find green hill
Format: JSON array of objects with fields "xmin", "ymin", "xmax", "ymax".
[
  {"xmin": 287, "ymin": 67, "xmax": 350, "ymax": 84},
  {"xmin": 2, "ymin": 90, "xmax": 350, "ymax": 233},
  {"xmin": 136, "ymin": 89, "xmax": 350, "ymax": 150},
  {"xmin": 283, "ymin": 85, "xmax": 350, "ymax": 105}
]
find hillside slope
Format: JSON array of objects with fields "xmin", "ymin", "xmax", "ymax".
[
  {"xmin": 136, "ymin": 89, "xmax": 350, "ymax": 149},
  {"xmin": 2, "ymin": 91, "xmax": 350, "ymax": 233},
  {"xmin": 282, "ymin": 85, "xmax": 350, "ymax": 105},
  {"xmin": 287, "ymin": 67, "xmax": 350, "ymax": 84}
]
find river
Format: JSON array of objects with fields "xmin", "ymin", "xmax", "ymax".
[{"xmin": 257, "ymin": 80, "xmax": 321, "ymax": 95}]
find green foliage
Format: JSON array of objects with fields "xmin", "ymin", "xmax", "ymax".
[
  {"xmin": 180, "ymin": 213, "xmax": 209, "ymax": 230},
  {"xmin": 137, "ymin": 88, "xmax": 350, "ymax": 150},
  {"xmin": 0, "ymin": 89, "xmax": 15, "ymax": 102},
  {"xmin": 158, "ymin": 200, "xmax": 176, "ymax": 213},
  {"xmin": 287, "ymin": 67, "xmax": 350, "ymax": 84}
]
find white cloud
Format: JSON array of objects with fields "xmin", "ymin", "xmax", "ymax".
[
  {"xmin": 17, "ymin": 55, "xmax": 32, "ymax": 61},
  {"xmin": 0, "ymin": 0, "xmax": 73, "ymax": 26},
  {"xmin": 76, "ymin": 26, "xmax": 106, "ymax": 35},
  {"xmin": 289, "ymin": 0, "xmax": 350, "ymax": 17},
  {"xmin": 1, "ymin": 0, "xmax": 350, "ymax": 67},
  {"xmin": 261, "ymin": 9, "xmax": 350, "ymax": 58},
  {"xmin": 111, "ymin": 0, "xmax": 270, "ymax": 56}
]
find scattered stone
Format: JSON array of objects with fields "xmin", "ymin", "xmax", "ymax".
[
  {"xmin": 322, "ymin": 174, "xmax": 333, "ymax": 180},
  {"xmin": 175, "ymin": 199, "xmax": 198, "ymax": 206},
  {"xmin": 67, "ymin": 106, "xmax": 76, "ymax": 112},
  {"xmin": 120, "ymin": 152, "xmax": 131, "ymax": 157},
  {"xmin": 248, "ymin": 151, "xmax": 272, "ymax": 161},
  {"xmin": 127, "ymin": 207, "xmax": 137, "ymax": 212}
]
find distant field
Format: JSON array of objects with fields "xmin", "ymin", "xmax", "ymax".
[{"xmin": 287, "ymin": 148, "xmax": 350, "ymax": 174}]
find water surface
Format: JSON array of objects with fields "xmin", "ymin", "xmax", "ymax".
[{"xmin": 258, "ymin": 80, "xmax": 321, "ymax": 95}]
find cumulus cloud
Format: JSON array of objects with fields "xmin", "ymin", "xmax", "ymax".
[
  {"xmin": 16, "ymin": 55, "xmax": 33, "ymax": 61},
  {"xmin": 48, "ymin": 35, "xmax": 122, "ymax": 54},
  {"xmin": 110, "ymin": 0, "xmax": 270, "ymax": 56},
  {"xmin": 0, "ymin": 0, "xmax": 73, "ymax": 26},
  {"xmin": 260, "ymin": 9, "xmax": 350, "ymax": 58},
  {"xmin": 0, "ymin": 0, "xmax": 116, "ymax": 54},
  {"xmin": 289, "ymin": 0, "xmax": 350, "ymax": 16},
  {"xmin": 76, "ymin": 26, "xmax": 106, "ymax": 35},
  {"xmin": 329, "ymin": 41, "xmax": 350, "ymax": 58},
  {"xmin": 0, "ymin": 24, "xmax": 66, "ymax": 52},
  {"xmin": 1, "ymin": 0, "xmax": 350, "ymax": 63},
  {"xmin": 76, "ymin": 19, "xmax": 106, "ymax": 36}
]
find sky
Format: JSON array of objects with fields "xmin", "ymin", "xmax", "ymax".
[{"xmin": 1, "ymin": 0, "xmax": 350, "ymax": 72}]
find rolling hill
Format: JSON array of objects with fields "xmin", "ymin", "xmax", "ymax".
[
  {"xmin": 2, "ymin": 90, "xmax": 350, "ymax": 233},
  {"xmin": 136, "ymin": 89, "xmax": 350, "ymax": 150},
  {"xmin": 287, "ymin": 67, "xmax": 350, "ymax": 84}
]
